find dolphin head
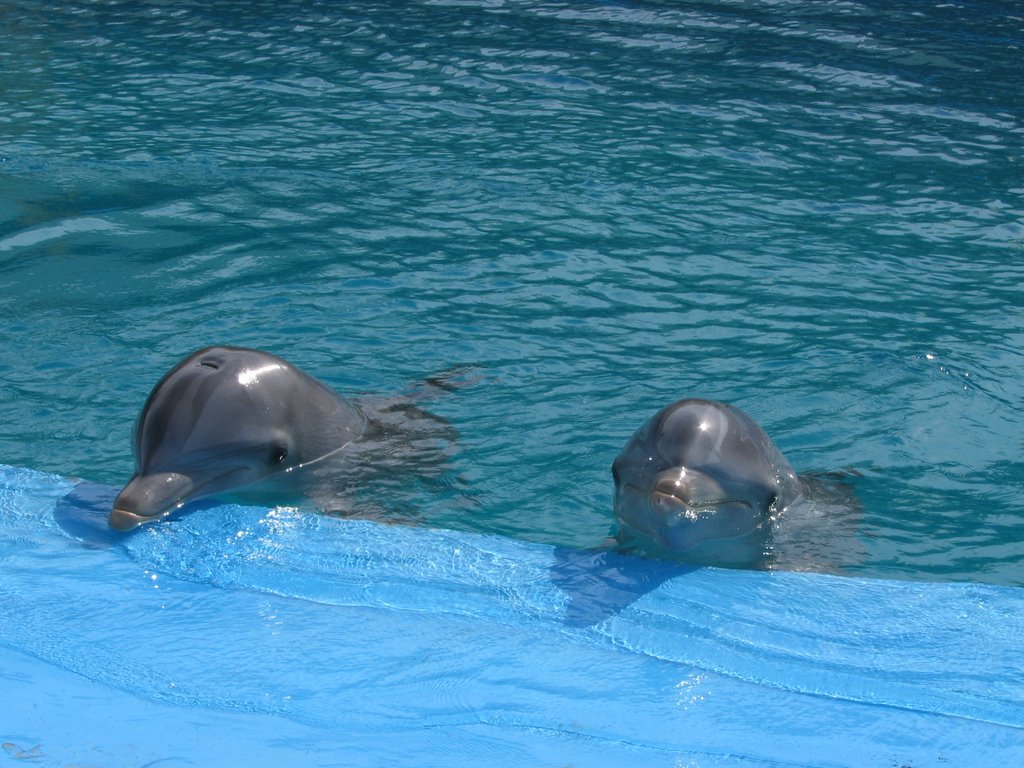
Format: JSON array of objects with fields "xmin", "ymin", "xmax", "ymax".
[
  {"xmin": 110, "ymin": 346, "xmax": 364, "ymax": 531},
  {"xmin": 612, "ymin": 399, "xmax": 801, "ymax": 564}
]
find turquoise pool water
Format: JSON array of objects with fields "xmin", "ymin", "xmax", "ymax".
[
  {"xmin": 1, "ymin": 2, "xmax": 1023, "ymax": 764},
  {"xmin": 2, "ymin": 0, "xmax": 1022, "ymax": 586}
]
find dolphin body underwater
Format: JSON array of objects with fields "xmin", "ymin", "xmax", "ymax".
[
  {"xmin": 612, "ymin": 399, "xmax": 860, "ymax": 571},
  {"xmin": 110, "ymin": 346, "xmax": 460, "ymax": 531}
]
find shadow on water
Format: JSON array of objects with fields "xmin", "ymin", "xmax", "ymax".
[
  {"xmin": 53, "ymin": 480, "xmax": 217, "ymax": 547},
  {"xmin": 549, "ymin": 546, "xmax": 698, "ymax": 628}
]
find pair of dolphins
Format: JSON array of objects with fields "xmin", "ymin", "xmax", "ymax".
[{"xmin": 111, "ymin": 346, "xmax": 842, "ymax": 569}]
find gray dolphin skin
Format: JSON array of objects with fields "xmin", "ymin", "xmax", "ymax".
[
  {"xmin": 612, "ymin": 399, "xmax": 805, "ymax": 566},
  {"xmin": 110, "ymin": 346, "xmax": 368, "ymax": 531}
]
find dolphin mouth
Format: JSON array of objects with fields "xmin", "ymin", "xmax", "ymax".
[
  {"xmin": 651, "ymin": 490, "xmax": 753, "ymax": 523},
  {"xmin": 109, "ymin": 471, "xmax": 193, "ymax": 531},
  {"xmin": 109, "ymin": 507, "xmax": 171, "ymax": 532}
]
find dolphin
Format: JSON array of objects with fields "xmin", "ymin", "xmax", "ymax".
[
  {"xmin": 110, "ymin": 346, "xmax": 458, "ymax": 531},
  {"xmin": 612, "ymin": 398, "xmax": 856, "ymax": 569}
]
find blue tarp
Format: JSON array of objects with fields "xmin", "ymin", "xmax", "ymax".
[{"xmin": 1, "ymin": 465, "xmax": 1022, "ymax": 767}]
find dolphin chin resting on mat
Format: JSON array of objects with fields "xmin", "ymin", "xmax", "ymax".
[
  {"xmin": 110, "ymin": 345, "xmax": 462, "ymax": 531},
  {"xmin": 612, "ymin": 398, "xmax": 861, "ymax": 572}
]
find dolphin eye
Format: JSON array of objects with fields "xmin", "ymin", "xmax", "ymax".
[{"xmin": 271, "ymin": 446, "xmax": 288, "ymax": 464}]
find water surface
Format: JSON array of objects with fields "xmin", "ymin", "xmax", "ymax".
[{"xmin": 1, "ymin": 0, "xmax": 1022, "ymax": 584}]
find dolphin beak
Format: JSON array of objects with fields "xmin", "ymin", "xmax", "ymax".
[
  {"xmin": 109, "ymin": 507, "xmax": 152, "ymax": 531},
  {"xmin": 651, "ymin": 490, "xmax": 697, "ymax": 523},
  {"xmin": 109, "ymin": 472, "xmax": 193, "ymax": 531},
  {"xmin": 653, "ymin": 472, "xmax": 722, "ymax": 515}
]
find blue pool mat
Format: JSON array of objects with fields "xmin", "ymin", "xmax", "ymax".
[{"xmin": 1, "ymin": 465, "xmax": 1021, "ymax": 767}]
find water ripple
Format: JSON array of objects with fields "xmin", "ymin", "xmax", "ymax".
[{"xmin": 0, "ymin": 0, "xmax": 1022, "ymax": 583}]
